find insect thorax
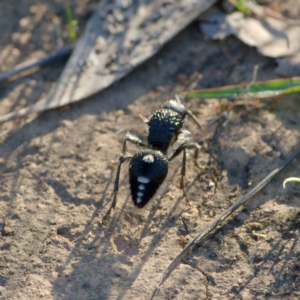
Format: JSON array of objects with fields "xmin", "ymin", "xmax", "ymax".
[{"xmin": 147, "ymin": 109, "xmax": 184, "ymax": 153}]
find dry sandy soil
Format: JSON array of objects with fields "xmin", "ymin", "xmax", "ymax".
[{"xmin": 0, "ymin": 1, "xmax": 300, "ymax": 299}]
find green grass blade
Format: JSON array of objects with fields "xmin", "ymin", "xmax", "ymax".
[
  {"xmin": 186, "ymin": 77, "xmax": 300, "ymax": 99},
  {"xmin": 66, "ymin": 7, "xmax": 78, "ymax": 41},
  {"xmin": 229, "ymin": 0, "xmax": 250, "ymax": 13}
]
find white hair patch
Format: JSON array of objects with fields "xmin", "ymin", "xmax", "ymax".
[
  {"xmin": 142, "ymin": 154, "xmax": 154, "ymax": 163},
  {"xmin": 138, "ymin": 184, "xmax": 145, "ymax": 190},
  {"xmin": 137, "ymin": 192, "xmax": 143, "ymax": 197},
  {"xmin": 165, "ymin": 100, "xmax": 186, "ymax": 114},
  {"xmin": 137, "ymin": 176, "xmax": 150, "ymax": 184},
  {"xmin": 136, "ymin": 197, "xmax": 142, "ymax": 203}
]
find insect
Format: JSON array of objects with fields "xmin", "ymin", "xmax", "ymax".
[{"xmin": 104, "ymin": 95, "xmax": 202, "ymax": 219}]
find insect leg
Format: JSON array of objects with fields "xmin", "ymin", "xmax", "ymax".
[
  {"xmin": 122, "ymin": 132, "xmax": 146, "ymax": 154},
  {"xmin": 103, "ymin": 155, "xmax": 132, "ymax": 221},
  {"xmin": 169, "ymin": 143, "xmax": 201, "ymax": 166},
  {"xmin": 168, "ymin": 143, "xmax": 201, "ymax": 205},
  {"xmin": 185, "ymin": 143, "xmax": 202, "ymax": 169},
  {"xmin": 180, "ymin": 147, "xmax": 191, "ymax": 205}
]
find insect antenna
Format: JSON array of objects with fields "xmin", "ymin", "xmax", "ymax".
[{"xmin": 175, "ymin": 94, "xmax": 202, "ymax": 130}]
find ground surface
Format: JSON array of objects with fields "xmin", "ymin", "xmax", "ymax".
[{"xmin": 0, "ymin": 1, "xmax": 300, "ymax": 300}]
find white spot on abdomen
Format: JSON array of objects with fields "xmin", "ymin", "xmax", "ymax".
[
  {"xmin": 137, "ymin": 192, "xmax": 143, "ymax": 197},
  {"xmin": 142, "ymin": 154, "xmax": 154, "ymax": 163},
  {"xmin": 138, "ymin": 184, "xmax": 145, "ymax": 190},
  {"xmin": 138, "ymin": 176, "xmax": 150, "ymax": 184},
  {"xmin": 137, "ymin": 197, "xmax": 142, "ymax": 203}
]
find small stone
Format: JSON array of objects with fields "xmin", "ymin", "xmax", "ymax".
[
  {"xmin": 208, "ymin": 210, "xmax": 216, "ymax": 218},
  {"xmin": 19, "ymin": 17, "xmax": 30, "ymax": 27}
]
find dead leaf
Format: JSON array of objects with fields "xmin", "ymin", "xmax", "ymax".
[
  {"xmin": 200, "ymin": 6, "xmax": 300, "ymax": 76},
  {"xmin": 0, "ymin": 0, "xmax": 216, "ymax": 124},
  {"xmin": 201, "ymin": 9, "xmax": 300, "ymax": 57}
]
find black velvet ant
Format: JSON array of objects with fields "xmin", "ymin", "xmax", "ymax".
[{"xmin": 104, "ymin": 96, "xmax": 202, "ymax": 219}]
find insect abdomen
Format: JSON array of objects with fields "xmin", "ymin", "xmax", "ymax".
[{"xmin": 129, "ymin": 149, "xmax": 168, "ymax": 208}]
